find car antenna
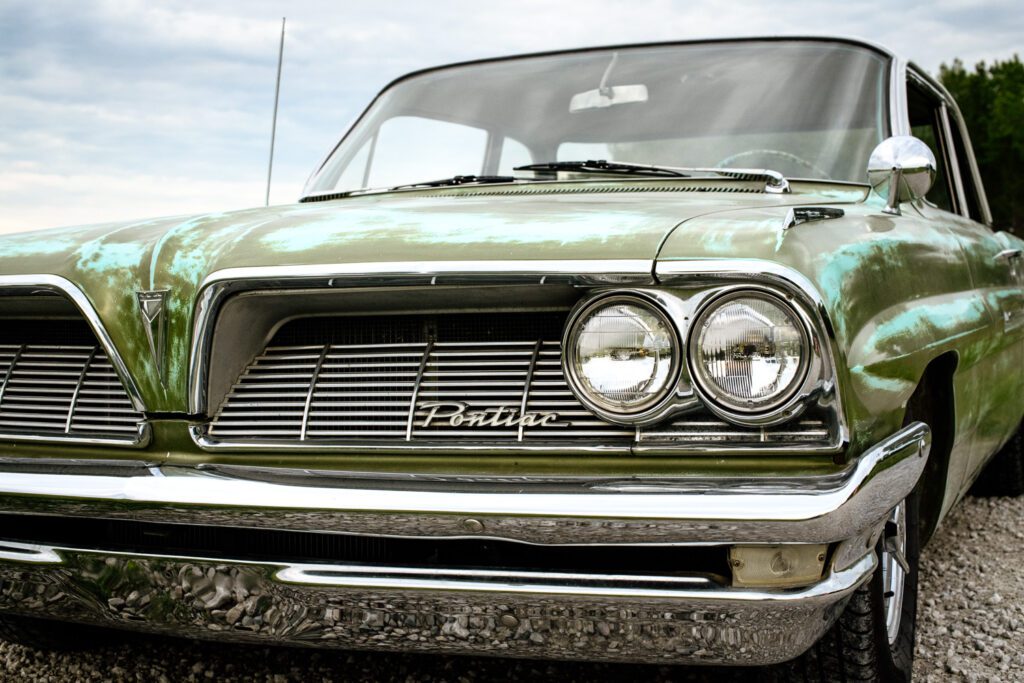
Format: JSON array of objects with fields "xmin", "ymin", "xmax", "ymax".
[{"xmin": 265, "ymin": 17, "xmax": 286, "ymax": 207}]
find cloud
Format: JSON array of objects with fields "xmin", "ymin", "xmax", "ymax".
[
  {"xmin": 0, "ymin": 167, "xmax": 303, "ymax": 235},
  {"xmin": 0, "ymin": 0, "xmax": 1019, "ymax": 234}
]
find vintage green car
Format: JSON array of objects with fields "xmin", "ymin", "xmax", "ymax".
[{"xmin": 0, "ymin": 36, "xmax": 1022, "ymax": 681}]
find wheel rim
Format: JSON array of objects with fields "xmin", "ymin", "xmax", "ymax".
[{"xmin": 882, "ymin": 501, "xmax": 907, "ymax": 645}]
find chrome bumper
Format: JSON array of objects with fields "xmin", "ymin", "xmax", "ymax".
[
  {"xmin": 0, "ymin": 423, "xmax": 930, "ymax": 545},
  {"xmin": 0, "ymin": 423, "xmax": 930, "ymax": 665},
  {"xmin": 0, "ymin": 542, "xmax": 874, "ymax": 665}
]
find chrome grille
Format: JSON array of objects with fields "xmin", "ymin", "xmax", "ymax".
[
  {"xmin": 0, "ymin": 344, "xmax": 145, "ymax": 441},
  {"xmin": 211, "ymin": 341, "xmax": 634, "ymax": 442},
  {"xmin": 209, "ymin": 313, "xmax": 832, "ymax": 447}
]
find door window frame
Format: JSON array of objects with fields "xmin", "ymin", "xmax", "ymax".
[{"xmin": 906, "ymin": 67, "xmax": 993, "ymax": 226}]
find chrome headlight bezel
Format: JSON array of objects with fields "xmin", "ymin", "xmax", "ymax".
[
  {"xmin": 562, "ymin": 292, "xmax": 685, "ymax": 425},
  {"xmin": 686, "ymin": 288, "xmax": 816, "ymax": 426}
]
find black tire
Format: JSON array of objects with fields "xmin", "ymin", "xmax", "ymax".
[
  {"xmin": 0, "ymin": 613, "xmax": 114, "ymax": 651},
  {"xmin": 969, "ymin": 429, "xmax": 1024, "ymax": 497},
  {"xmin": 777, "ymin": 489, "xmax": 921, "ymax": 682}
]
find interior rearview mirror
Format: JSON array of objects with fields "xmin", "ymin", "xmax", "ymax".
[{"xmin": 569, "ymin": 84, "xmax": 649, "ymax": 112}]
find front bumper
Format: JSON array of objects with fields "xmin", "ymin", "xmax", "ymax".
[{"xmin": 0, "ymin": 423, "xmax": 930, "ymax": 665}]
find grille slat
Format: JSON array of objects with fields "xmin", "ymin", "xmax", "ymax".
[
  {"xmin": 209, "ymin": 312, "xmax": 832, "ymax": 447},
  {"xmin": 0, "ymin": 330, "xmax": 144, "ymax": 443}
]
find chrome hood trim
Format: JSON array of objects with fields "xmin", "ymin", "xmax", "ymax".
[{"xmin": 188, "ymin": 259, "xmax": 655, "ymax": 415}]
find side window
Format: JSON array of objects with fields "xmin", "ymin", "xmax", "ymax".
[
  {"xmin": 946, "ymin": 114, "xmax": 984, "ymax": 222},
  {"xmin": 907, "ymin": 81, "xmax": 954, "ymax": 212}
]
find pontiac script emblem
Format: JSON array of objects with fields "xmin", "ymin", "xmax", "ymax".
[
  {"xmin": 136, "ymin": 290, "xmax": 169, "ymax": 382},
  {"xmin": 418, "ymin": 401, "xmax": 567, "ymax": 429}
]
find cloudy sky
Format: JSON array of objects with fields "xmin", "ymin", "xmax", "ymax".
[{"xmin": 1, "ymin": 0, "xmax": 1020, "ymax": 234}]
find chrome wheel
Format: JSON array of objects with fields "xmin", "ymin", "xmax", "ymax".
[{"xmin": 882, "ymin": 501, "xmax": 908, "ymax": 645}]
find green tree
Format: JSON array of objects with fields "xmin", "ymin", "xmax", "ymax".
[{"xmin": 940, "ymin": 55, "xmax": 1024, "ymax": 234}]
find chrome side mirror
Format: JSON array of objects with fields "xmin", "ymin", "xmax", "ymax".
[{"xmin": 867, "ymin": 136, "xmax": 937, "ymax": 216}]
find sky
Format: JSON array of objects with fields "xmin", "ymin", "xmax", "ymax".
[{"xmin": 0, "ymin": 0, "xmax": 1021, "ymax": 235}]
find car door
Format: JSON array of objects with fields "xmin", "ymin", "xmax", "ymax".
[{"xmin": 911, "ymin": 72, "xmax": 1024, "ymax": 479}]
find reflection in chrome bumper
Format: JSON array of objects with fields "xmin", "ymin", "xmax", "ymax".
[{"xmin": 0, "ymin": 542, "xmax": 874, "ymax": 665}]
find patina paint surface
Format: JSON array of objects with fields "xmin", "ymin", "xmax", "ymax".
[
  {"xmin": 0, "ymin": 180, "xmax": 863, "ymax": 413},
  {"xmin": 0, "ymin": 178, "xmax": 1021, "ymax": 501}
]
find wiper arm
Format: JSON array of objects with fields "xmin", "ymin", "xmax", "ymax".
[
  {"xmin": 515, "ymin": 159, "xmax": 689, "ymax": 178},
  {"xmin": 515, "ymin": 159, "xmax": 789, "ymax": 193},
  {"xmin": 391, "ymin": 175, "xmax": 516, "ymax": 190}
]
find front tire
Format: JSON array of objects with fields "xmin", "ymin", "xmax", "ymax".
[{"xmin": 781, "ymin": 490, "xmax": 920, "ymax": 682}]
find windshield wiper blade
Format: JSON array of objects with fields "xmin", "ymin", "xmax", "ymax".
[
  {"xmin": 516, "ymin": 159, "xmax": 790, "ymax": 193},
  {"xmin": 391, "ymin": 175, "xmax": 516, "ymax": 190},
  {"xmin": 515, "ymin": 159, "xmax": 689, "ymax": 178}
]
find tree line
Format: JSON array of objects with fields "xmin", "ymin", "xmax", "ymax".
[{"xmin": 940, "ymin": 55, "xmax": 1024, "ymax": 234}]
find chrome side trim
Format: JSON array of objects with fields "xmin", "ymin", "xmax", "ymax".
[
  {"xmin": 0, "ymin": 422, "xmax": 929, "ymax": 545},
  {"xmin": 189, "ymin": 260, "xmax": 655, "ymax": 415},
  {"xmin": 939, "ymin": 102, "xmax": 970, "ymax": 219},
  {"xmin": 0, "ymin": 544, "xmax": 875, "ymax": 665},
  {"xmin": 0, "ymin": 275, "xmax": 147, "ymax": 413}
]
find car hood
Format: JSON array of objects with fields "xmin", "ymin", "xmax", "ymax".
[{"xmin": 0, "ymin": 181, "xmax": 867, "ymax": 410}]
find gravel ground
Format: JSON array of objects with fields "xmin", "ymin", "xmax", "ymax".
[{"xmin": 1, "ymin": 495, "xmax": 1022, "ymax": 682}]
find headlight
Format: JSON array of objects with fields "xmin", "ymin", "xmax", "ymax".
[
  {"xmin": 689, "ymin": 291, "xmax": 809, "ymax": 414},
  {"xmin": 564, "ymin": 296, "xmax": 680, "ymax": 420}
]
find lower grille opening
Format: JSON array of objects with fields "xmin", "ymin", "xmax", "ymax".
[
  {"xmin": 0, "ymin": 318, "xmax": 145, "ymax": 443},
  {"xmin": 0, "ymin": 514, "xmax": 730, "ymax": 582}
]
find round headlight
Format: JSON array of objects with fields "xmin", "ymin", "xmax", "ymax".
[
  {"xmin": 565, "ymin": 297, "xmax": 679, "ymax": 418},
  {"xmin": 689, "ymin": 292, "xmax": 809, "ymax": 414}
]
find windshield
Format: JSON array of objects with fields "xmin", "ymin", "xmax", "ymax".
[{"xmin": 305, "ymin": 41, "xmax": 889, "ymax": 196}]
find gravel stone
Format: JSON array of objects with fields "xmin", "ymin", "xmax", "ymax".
[{"xmin": 1, "ymin": 496, "xmax": 1021, "ymax": 681}]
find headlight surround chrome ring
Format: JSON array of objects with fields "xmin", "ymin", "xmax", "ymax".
[
  {"xmin": 687, "ymin": 289, "xmax": 811, "ymax": 421},
  {"xmin": 562, "ymin": 293, "xmax": 682, "ymax": 424}
]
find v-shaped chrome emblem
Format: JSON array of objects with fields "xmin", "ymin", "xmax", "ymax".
[{"xmin": 137, "ymin": 290, "xmax": 168, "ymax": 382}]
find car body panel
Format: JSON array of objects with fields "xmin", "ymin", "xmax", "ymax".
[{"xmin": 0, "ymin": 181, "xmax": 865, "ymax": 414}]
